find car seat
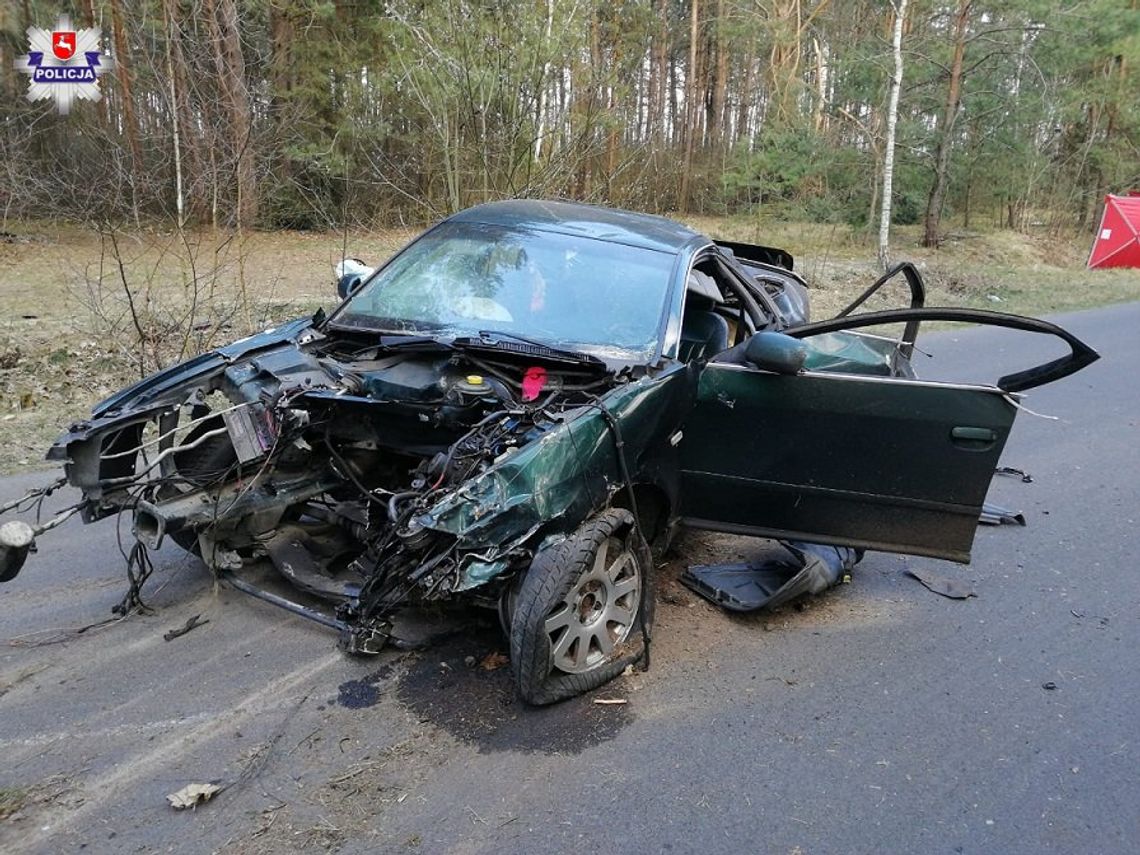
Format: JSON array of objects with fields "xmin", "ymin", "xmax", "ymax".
[{"xmin": 679, "ymin": 298, "xmax": 730, "ymax": 362}]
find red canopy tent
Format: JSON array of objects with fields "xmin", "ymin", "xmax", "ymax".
[{"xmin": 1087, "ymin": 193, "xmax": 1140, "ymax": 269}]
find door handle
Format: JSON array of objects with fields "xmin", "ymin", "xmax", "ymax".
[{"xmin": 951, "ymin": 426, "xmax": 998, "ymax": 450}]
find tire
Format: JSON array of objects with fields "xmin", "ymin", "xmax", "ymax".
[{"xmin": 510, "ymin": 508, "xmax": 653, "ymax": 706}]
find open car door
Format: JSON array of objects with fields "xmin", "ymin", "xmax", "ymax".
[{"xmin": 678, "ymin": 308, "xmax": 1098, "ymax": 563}]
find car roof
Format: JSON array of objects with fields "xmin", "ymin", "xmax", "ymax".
[{"xmin": 448, "ymin": 199, "xmax": 707, "ymax": 253}]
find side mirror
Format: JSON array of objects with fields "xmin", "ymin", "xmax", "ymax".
[
  {"xmin": 337, "ymin": 273, "xmax": 364, "ymax": 300},
  {"xmin": 744, "ymin": 331, "xmax": 807, "ymax": 375},
  {"xmin": 334, "ymin": 259, "xmax": 373, "ymax": 299}
]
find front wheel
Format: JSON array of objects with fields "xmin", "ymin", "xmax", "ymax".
[{"xmin": 510, "ymin": 508, "xmax": 653, "ymax": 705}]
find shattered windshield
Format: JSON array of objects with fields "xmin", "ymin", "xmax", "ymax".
[{"xmin": 334, "ymin": 222, "xmax": 675, "ymax": 360}]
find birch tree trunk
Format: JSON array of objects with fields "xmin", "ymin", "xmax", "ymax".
[
  {"xmin": 878, "ymin": 0, "xmax": 907, "ymax": 270},
  {"xmin": 532, "ymin": 0, "xmax": 554, "ymax": 162},
  {"xmin": 162, "ymin": 6, "xmax": 183, "ymax": 228},
  {"xmin": 163, "ymin": 0, "xmax": 200, "ymax": 219}
]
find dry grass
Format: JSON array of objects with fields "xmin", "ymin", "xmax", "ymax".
[
  {"xmin": 0, "ymin": 786, "xmax": 28, "ymax": 821},
  {"xmin": 1, "ymin": 217, "xmax": 1137, "ymax": 474}
]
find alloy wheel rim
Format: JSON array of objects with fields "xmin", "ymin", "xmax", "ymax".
[{"xmin": 544, "ymin": 534, "xmax": 640, "ymax": 674}]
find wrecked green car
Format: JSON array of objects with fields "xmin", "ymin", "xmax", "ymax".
[{"xmin": 0, "ymin": 200, "xmax": 1098, "ymax": 704}]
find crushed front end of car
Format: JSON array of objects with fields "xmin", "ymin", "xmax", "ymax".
[{"xmin": 27, "ymin": 313, "xmax": 685, "ymax": 663}]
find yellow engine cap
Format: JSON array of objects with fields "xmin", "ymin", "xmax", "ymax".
[{"xmin": 465, "ymin": 374, "xmax": 485, "ymax": 385}]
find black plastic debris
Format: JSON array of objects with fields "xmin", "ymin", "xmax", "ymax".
[
  {"xmin": 681, "ymin": 541, "xmax": 860, "ymax": 613},
  {"xmin": 905, "ymin": 567, "xmax": 976, "ymax": 599},
  {"xmin": 163, "ymin": 613, "xmax": 209, "ymax": 642},
  {"xmin": 979, "ymin": 501, "xmax": 1027, "ymax": 526},
  {"xmin": 995, "ymin": 466, "xmax": 1033, "ymax": 483}
]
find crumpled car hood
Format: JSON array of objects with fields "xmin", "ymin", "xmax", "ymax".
[{"xmin": 91, "ymin": 317, "xmax": 315, "ymax": 418}]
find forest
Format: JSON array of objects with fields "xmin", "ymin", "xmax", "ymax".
[{"xmin": 1, "ymin": 0, "xmax": 1136, "ymax": 244}]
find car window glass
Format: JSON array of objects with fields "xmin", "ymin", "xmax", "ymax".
[{"xmin": 337, "ymin": 222, "xmax": 674, "ymax": 361}]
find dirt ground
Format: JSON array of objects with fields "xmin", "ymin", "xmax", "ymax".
[{"xmin": 1, "ymin": 217, "xmax": 1137, "ymax": 473}]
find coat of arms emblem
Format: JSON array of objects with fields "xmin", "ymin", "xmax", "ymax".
[{"xmin": 51, "ymin": 31, "xmax": 77, "ymax": 61}]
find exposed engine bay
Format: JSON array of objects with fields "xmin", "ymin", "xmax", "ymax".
[{"xmin": 41, "ymin": 322, "xmax": 641, "ymax": 654}]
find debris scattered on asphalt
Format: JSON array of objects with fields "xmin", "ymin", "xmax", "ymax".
[
  {"xmin": 995, "ymin": 466, "xmax": 1034, "ymax": 483},
  {"xmin": 905, "ymin": 567, "xmax": 976, "ymax": 599},
  {"xmin": 979, "ymin": 502, "xmax": 1026, "ymax": 526},
  {"xmin": 593, "ymin": 698, "xmax": 628, "ymax": 706},
  {"xmin": 250, "ymin": 803, "xmax": 286, "ymax": 838},
  {"xmin": 163, "ymin": 614, "xmax": 209, "ymax": 642},
  {"xmin": 479, "ymin": 651, "xmax": 509, "ymax": 671},
  {"xmin": 289, "ymin": 727, "xmax": 322, "ymax": 754},
  {"xmin": 166, "ymin": 782, "xmax": 222, "ymax": 810},
  {"xmin": 659, "ymin": 587, "xmax": 691, "ymax": 606},
  {"xmin": 1042, "ymin": 681, "xmax": 1058, "ymax": 691}
]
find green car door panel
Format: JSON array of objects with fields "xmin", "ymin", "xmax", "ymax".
[{"xmin": 678, "ymin": 363, "xmax": 1017, "ymax": 563}]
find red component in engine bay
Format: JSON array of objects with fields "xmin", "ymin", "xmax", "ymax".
[{"xmin": 521, "ymin": 365, "xmax": 548, "ymax": 402}]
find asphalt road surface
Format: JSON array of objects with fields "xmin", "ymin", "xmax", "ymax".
[{"xmin": 1, "ymin": 303, "xmax": 1136, "ymax": 854}]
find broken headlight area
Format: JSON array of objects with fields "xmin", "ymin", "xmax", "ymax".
[{"xmin": 30, "ymin": 334, "xmax": 618, "ymax": 653}]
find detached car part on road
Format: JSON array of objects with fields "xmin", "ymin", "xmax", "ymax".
[{"xmin": 0, "ymin": 201, "xmax": 1099, "ymax": 704}]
